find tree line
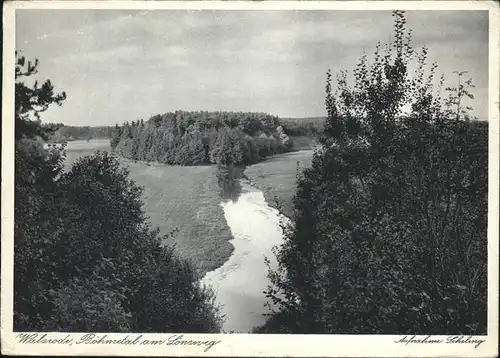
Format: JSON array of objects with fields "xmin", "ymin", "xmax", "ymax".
[
  {"xmin": 258, "ymin": 11, "xmax": 487, "ymax": 335},
  {"xmin": 110, "ymin": 111, "xmax": 293, "ymax": 166},
  {"xmin": 48, "ymin": 125, "xmax": 114, "ymax": 142},
  {"xmin": 14, "ymin": 51, "xmax": 223, "ymax": 332}
]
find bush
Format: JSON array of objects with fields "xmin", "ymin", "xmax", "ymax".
[{"xmin": 16, "ymin": 151, "xmax": 224, "ymax": 332}]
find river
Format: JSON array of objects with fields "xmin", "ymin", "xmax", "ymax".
[{"xmin": 201, "ymin": 180, "xmax": 288, "ymax": 333}]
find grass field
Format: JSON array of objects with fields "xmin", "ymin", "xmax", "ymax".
[
  {"xmin": 62, "ymin": 140, "xmax": 234, "ymax": 278},
  {"xmin": 244, "ymin": 150, "xmax": 315, "ymax": 218}
]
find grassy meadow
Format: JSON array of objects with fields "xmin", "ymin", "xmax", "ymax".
[{"xmin": 244, "ymin": 149, "xmax": 315, "ymax": 218}]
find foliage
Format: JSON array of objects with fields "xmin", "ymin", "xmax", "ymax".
[
  {"xmin": 112, "ymin": 111, "xmax": 292, "ymax": 166},
  {"xmin": 216, "ymin": 164, "xmax": 244, "ymax": 202},
  {"xmin": 14, "ymin": 54, "xmax": 223, "ymax": 332},
  {"xmin": 259, "ymin": 11, "xmax": 487, "ymax": 335},
  {"xmin": 15, "ymin": 51, "xmax": 67, "ymax": 141}
]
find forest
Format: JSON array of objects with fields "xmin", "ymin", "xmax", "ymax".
[
  {"xmin": 13, "ymin": 9, "xmax": 489, "ymax": 336},
  {"xmin": 110, "ymin": 111, "xmax": 293, "ymax": 166},
  {"xmin": 257, "ymin": 11, "xmax": 488, "ymax": 335}
]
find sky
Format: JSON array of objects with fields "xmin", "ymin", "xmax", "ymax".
[{"xmin": 16, "ymin": 10, "xmax": 489, "ymax": 126}]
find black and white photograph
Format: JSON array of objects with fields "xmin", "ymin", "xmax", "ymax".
[{"xmin": 2, "ymin": 1, "xmax": 499, "ymax": 356}]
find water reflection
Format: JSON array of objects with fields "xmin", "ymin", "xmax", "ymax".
[{"xmin": 216, "ymin": 164, "xmax": 245, "ymax": 202}]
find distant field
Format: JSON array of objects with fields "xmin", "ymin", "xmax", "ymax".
[
  {"xmin": 244, "ymin": 150, "xmax": 315, "ymax": 218},
  {"xmin": 61, "ymin": 140, "xmax": 233, "ymax": 277}
]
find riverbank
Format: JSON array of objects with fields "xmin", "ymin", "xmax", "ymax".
[
  {"xmin": 61, "ymin": 140, "xmax": 234, "ymax": 278},
  {"xmin": 244, "ymin": 150, "xmax": 315, "ymax": 218}
]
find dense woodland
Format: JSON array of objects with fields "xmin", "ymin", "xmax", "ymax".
[
  {"xmin": 258, "ymin": 11, "xmax": 488, "ymax": 334},
  {"xmin": 110, "ymin": 111, "xmax": 292, "ymax": 166},
  {"xmin": 14, "ymin": 52, "xmax": 222, "ymax": 332}
]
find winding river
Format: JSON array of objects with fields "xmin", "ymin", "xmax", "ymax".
[
  {"xmin": 200, "ymin": 180, "xmax": 288, "ymax": 333},
  {"xmin": 55, "ymin": 140, "xmax": 294, "ymax": 333}
]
